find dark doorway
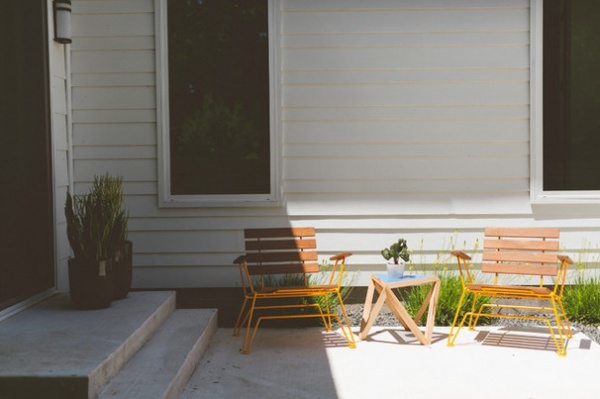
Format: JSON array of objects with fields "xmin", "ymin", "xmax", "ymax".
[{"xmin": 0, "ymin": 0, "xmax": 55, "ymax": 310}]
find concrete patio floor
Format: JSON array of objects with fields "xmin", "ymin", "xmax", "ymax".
[{"xmin": 181, "ymin": 325, "xmax": 599, "ymax": 399}]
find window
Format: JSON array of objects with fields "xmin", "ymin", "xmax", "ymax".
[
  {"xmin": 156, "ymin": 0, "xmax": 279, "ymax": 206},
  {"xmin": 533, "ymin": 0, "xmax": 600, "ymax": 201}
]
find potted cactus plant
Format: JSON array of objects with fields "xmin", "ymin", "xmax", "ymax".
[
  {"xmin": 381, "ymin": 238, "xmax": 410, "ymax": 279},
  {"xmin": 65, "ymin": 173, "xmax": 130, "ymax": 309}
]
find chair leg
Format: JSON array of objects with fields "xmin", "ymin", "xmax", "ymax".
[
  {"xmin": 335, "ymin": 291, "xmax": 356, "ymax": 349},
  {"xmin": 467, "ymin": 293, "xmax": 479, "ymax": 331},
  {"xmin": 233, "ymin": 297, "xmax": 250, "ymax": 336},
  {"xmin": 549, "ymin": 299, "xmax": 568, "ymax": 356},
  {"xmin": 322, "ymin": 293, "xmax": 333, "ymax": 332},
  {"xmin": 556, "ymin": 298, "xmax": 573, "ymax": 338},
  {"xmin": 241, "ymin": 296, "xmax": 258, "ymax": 354},
  {"xmin": 447, "ymin": 290, "xmax": 467, "ymax": 347},
  {"xmin": 448, "ymin": 311, "xmax": 476, "ymax": 348},
  {"xmin": 472, "ymin": 295, "xmax": 489, "ymax": 328}
]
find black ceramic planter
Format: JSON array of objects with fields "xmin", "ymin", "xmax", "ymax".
[
  {"xmin": 68, "ymin": 258, "xmax": 114, "ymax": 310},
  {"xmin": 113, "ymin": 240, "xmax": 133, "ymax": 300}
]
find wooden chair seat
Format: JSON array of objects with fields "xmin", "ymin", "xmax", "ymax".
[
  {"xmin": 465, "ymin": 283, "xmax": 552, "ymax": 296},
  {"xmin": 256, "ymin": 284, "xmax": 338, "ymax": 294}
]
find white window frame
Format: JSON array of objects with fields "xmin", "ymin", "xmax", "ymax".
[
  {"xmin": 155, "ymin": 0, "xmax": 281, "ymax": 207},
  {"xmin": 530, "ymin": 0, "xmax": 600, "ymax": 204}
]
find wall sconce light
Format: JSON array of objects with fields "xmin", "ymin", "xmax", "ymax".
[{"xmin": 53, "ymin": 0, "xmax": 72, "ymax": 44}]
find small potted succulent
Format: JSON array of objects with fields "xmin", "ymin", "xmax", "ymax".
[{"xmin": 381, "ymin": 238, "xmax": 410, "ymax": 279}]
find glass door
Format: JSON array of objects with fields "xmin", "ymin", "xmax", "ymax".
[{"xmin": 0, "ymin": 0, "xmax": 55, "ymax": 310}]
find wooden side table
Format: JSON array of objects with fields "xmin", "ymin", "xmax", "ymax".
[{"xmin": 359, "ymin": 273, "xmax": 441, "ymax": 345}]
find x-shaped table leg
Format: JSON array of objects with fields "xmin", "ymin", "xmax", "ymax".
[{"xmin": 359, "ymin": 274, "xmax": 440, "ymax": 345}]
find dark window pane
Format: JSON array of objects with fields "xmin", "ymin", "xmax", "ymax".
[
  {"xmin": 544, "ymin": 0, "xmax": 600, "ymax": 190},
  {"xmin": 168, "ymin": 0, "xmax": 270, "ymax": 195}
]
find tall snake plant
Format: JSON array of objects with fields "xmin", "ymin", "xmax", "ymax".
[{"xmin": 65, "ymin": 174, "xmax": 128, "ymax": 262}]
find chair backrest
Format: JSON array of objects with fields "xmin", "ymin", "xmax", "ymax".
[
  {"xmin": 482, "ymin": 227, "xmax": 561, "ymax": 277},
  {"xmin": 243, "ymin": 227, "xmax": 319, "ymax": 276}
]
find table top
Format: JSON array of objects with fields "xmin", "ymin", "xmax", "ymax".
[{"xmin": 373, "ymin": 272, "xmax": 439, "ymax": 286}]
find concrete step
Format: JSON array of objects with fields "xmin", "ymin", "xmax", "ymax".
[
  {"xmin": 0, "ymin": 291, "xmax": 177, "ymax": 399},
  {"xmin": 98, "ymin": 309, "xmax": 217, "ymax": 399}
]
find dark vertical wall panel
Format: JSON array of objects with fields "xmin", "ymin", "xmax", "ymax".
[{"xmin": 0, "ymin": 0, "xmax": 54, "ymax": 308}]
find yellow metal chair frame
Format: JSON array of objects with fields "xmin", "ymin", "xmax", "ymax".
[
  {"xmin": 447, "ymin": 227, "xmax": 573, "ymax": 356},
  {"xmin": 233, "ymin": 227, "xmax": 356, "ymax": 354}
]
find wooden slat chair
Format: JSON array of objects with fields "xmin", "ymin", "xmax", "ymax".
[
  {"xmin": 233, "ymin": 227, "xmax": 357, "ymax": 354},
  {"xmin": 447, "ymin": 227, "xmax": 573, "ymax": 356}
]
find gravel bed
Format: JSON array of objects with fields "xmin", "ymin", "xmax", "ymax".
[{"xmin": 339, "ymin": 304, "xmax": 600, "ymax": 345}]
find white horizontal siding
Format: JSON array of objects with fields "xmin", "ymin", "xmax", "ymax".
[
  {"xmin": 72, "ymin": 50, "xmax": 155, "ymax": 74},
  {"xmin": 72, "ymin": 72, "xmax": 155, "ymax": 86},
  {"xmin": 284, "ymin": 179, "xmax": 530, "ymax": 195},
  {"xmin": 283, "ymin": 31, "xmax": 529, "ymax": 49},
  {"xmin": 284, "ymin": 47, "xmax": 528, "ymax": 70},
  {"xmin": 73, "ymin": 159, "xmax": 157, "ymax": 181},
  {"xmin": 285, "ymin": 142, "xmax": 529, "ymax": 158},
  {"xmin": 75, "ymin": 145, "xmax": 156, "ymax": 159},
  {"xmin": 75, "ymin": 0, "xmax": 154, "ymax": 14},
  {"xmin": 285, "ymin": 82, "xmax": 529, "ymax": 106},
  {"xmin": 73, "ymin": 123, "xmax": 156, "ymax": 144},
  {"xmin": 283, "ymin": 102, "xmax": 530, "ymax": 121},
  {"xmin": 282, "ymin": 0, "xmax": 530, "ymax": 11},
  {"xmin": 281, "ymin": 0, "xmax": 531, "ymax": 221},
  {"xmin": 64, "ymin": 0, "xmax": 600, "ymax": 290},
  {"xmin": 286, "ymin": 157, "xmax": 528, "ymax": 180},
  {"xmin": 73, "ymin": 86, "xmax": 155, "ymax": 109},
  {"xmin": 283, "ymin": 68, "xmax": 529, "ymax": 85},
  {"xmin": 283, "ymin": 8, "xmax": 528, "ymax": 33},
  {"xmin": 72, "ymin": 110, "xmax": 156, "ymax": 124},
  {"xmin": 72, "ymin": 13, "xmax": 153, "ymax": 37},
  {"xmin": 285, "ymin": 119, "xmax": 529, "ymax": 142}
]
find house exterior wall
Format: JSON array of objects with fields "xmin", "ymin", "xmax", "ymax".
[{"xmin": 60, "ymin": 0, "xmax": 600, "ymax": 290}]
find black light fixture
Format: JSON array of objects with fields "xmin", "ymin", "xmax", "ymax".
[{"xmin": 53, "ymin": 0, "xmax": 72, "ymax": 44}]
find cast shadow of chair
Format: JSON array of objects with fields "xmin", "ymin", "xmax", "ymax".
[
  {"xmin": 360, "ymin": 327, "xmax": 448, "ymax": 346},
  {"xmin": 475, "ymin": 325, "xmax": 583, "ymax": 353},
  {"xmin": 322, "ymin": 330, "xmax": 359, "ymax": 348}
]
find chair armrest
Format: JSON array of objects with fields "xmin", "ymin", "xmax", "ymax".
[
  {"xmin": 558, "ymin": 255, "xmax": 573, "ymax": 264},
  {"xmin": 330, "ymin": 252, "xmax": 352, "ymax": 261},
  {"xmin": 233, "ymin": 255, "xmax": 246, "ymax": 264},
  {"xmin": 451, "ymin": 250, "xmax": 471, "ymax": 260},
  {"xmin": 327, "ymin": 252, "xmax": 352, "ymax": 286}
]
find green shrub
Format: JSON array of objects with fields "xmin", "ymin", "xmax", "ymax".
[
  {"xmin": 563, "ymin": 275, "xmax": 600, "ymax": 326},
  {"xmin": 398, "ymin": 274, "xmax": 492, "ymax": 326}
]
